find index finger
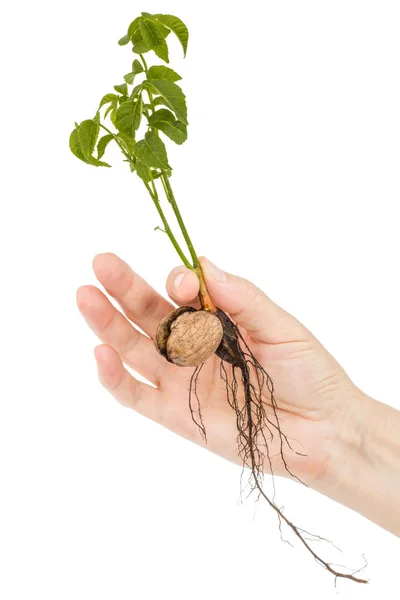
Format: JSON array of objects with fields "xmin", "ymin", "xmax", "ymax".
[{"xmin": 93, "ymin": 253, "xmax": 174, "ymax": 338}]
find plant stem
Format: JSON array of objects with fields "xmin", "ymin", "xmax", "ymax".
[
  {"xmin": 144, "ymin": 180, "xmax": 192, "ymax": 269},
  {"xmin": 139, "ymin": 55, "xmax": 216, "ymax": 311},
  {"xmin": 160, "ymin": 171, "xmax": 217, "ymax": 312}
]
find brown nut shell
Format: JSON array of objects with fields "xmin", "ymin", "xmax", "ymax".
[{"xmin": 155, "ymin": 308, "xmax": 223, "ymax": 367}]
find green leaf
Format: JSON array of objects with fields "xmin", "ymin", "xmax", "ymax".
[
  {"xmin": 78, "ymin": 118, "xmax": 100, "ymax": 160},
  {"xmin": 140, "ymin": 13, "xmax": 171, "ymax": 38},
  {"xmin": 147, "ymin": 65, "xmax": 181, "ymax": 82},
  {"xmin": 115, "ymin": 96, "xmax": 143, "ymax": 136},
  {"xmin": 118, "ymin": 34, "xmax": 130, "ymax": 46},
  {"xmin": 148, "ymin": 109, "xmax": 187, "ymax": 145},
  {"xmin": 145, "ymin": 79, "xmax": 187, "ymax": 125},
  {"xmin": 130, "ymin": 83, "xmax": 143, "ymax": 98},
  {"xmin": 139, "ymin": 18, "xmax": 169, "ymax": 63},
  {"xmin": 132, "ymin": 59, "xmax": 144, "ymax": 74},
  {"xmin": 151, "ymin": 170, "xmax": 162, "ymax": 180},
  {"xmin": 70, "ymin": 126, "xmax": 110, "ymax": 167},
  {"xmin": 133, "ymin": 131, "xmax": 170, "ymax": 170},
  {"xmin": 154, "ymin": 14, "xmax": 188, "ymax": 57},
  {"xmin": 69, "ymin": 127, "xmax": 91, "ymax": 164},
  {"xmin": 97, "ymin": 134, "xmax": 113, "ymax": 159},
  {"xmin": 99, "ymin": 93, "xmax": 118, "ymax": 109},
  {"xmin": 136, "ymin": 160, "xmax": 151, "ymax": 182},
  {"xmin": 118, "ymin": 96, "xmax": 129, "ymax": 105},
  {"xmin": 124, "ymin": 72, "xmax": 136, "ymax": 85},
  {"xmin": 117, "ymin": 133, "xmax": 136, "ymax": 154},
  {"xmin": 152, "ymin": 97, "xmax": 168, "ymax": 109},
  {"xmin": 132, "ymin": 40, "xmax": 151, "ymax": 54},
  {"xmin": 114, "ymin": 83, "xmax": 128, "ymax": 96},
  {"xmin": 104, "ymin": 98, "xmax": 117, "ymax": 120},
  {"xmin": 110, "ymin": 107, "xmax": 117, "ymax": 126},
  {"xmin": 128, "ymin": 17, "xmax": 141, "ymax": 40}
]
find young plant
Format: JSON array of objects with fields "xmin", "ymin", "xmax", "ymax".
[{"xmin": 69, "ymin": 12, "xmax": 367, "ymax": 584}]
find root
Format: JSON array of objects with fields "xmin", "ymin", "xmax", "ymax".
[
  {"xmin": 188, "ymin": 308, "xmax": 368, "ymax": 585},
  {"xmin": 189, "ymin": 363, "xmax": 207, "ymax": 442}
]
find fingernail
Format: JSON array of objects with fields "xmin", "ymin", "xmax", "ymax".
[
  {"xmin": 174, "ymin": 272, "xmax": 186, "ymax": 293},
  {"xmin": 204, "ymin": 258, "xmax": 226, "ymax": 282}
]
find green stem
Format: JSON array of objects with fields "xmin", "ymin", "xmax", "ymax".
[
  {"xmin": 144, "ymin": 179, "xmax": 192, "ymax": 270},
  {"xmin": 159, "ymin": 172, "xmax": 217, "ymax": 312},
  {"xmin": 161, "ymin": 172, "xmax": 200, "ymax": 269}
]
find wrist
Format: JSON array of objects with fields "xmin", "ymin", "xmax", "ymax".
[{"xmin": 321, "ymin": 387, "xmax": 400, "ymax": 535}]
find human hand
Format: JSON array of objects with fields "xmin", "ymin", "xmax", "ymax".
[{"xmin": 76, "ymin": 252, "xmax": 362, "ymax": 492}]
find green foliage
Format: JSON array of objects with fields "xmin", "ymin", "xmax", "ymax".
[
  {"xmin": 70, "ymin": 11, "xmax": 189, "ymax": 176},
  {"xmin": 97, "ymin": 134, "xmax": 114, "ymax": 159},
  {"xmin": 148, "ymin": 109, "xmax": 187, "ymax": 145},
  {"xmin": 133, "ymin": 131, "xmax": 170, "ymax": 170},
  {"xmin": 154, "ymin": 14, "xmax": 189, "ymax": 57},
  {"xmin": 115, "ymin": 96, "xmax": 143, "ymax": 136},
  {"xmin": 114, "ymin": 83, "xmax": 128, "ymax": 96},
  {"xmin": 145, "ymin": 79, "xmax": 187, "ymax": 125},
  {"xmin": 140, "ymin": 18, "xmax": 169, "ymax": 63},
  {"xmin": 147, "ymin": 65, "xmax": 181, "ymax": 82},
  {"xmin": 69, "ymin": 121, "xmax": 111, "ymax": 167},
  {"xmin": 99, "ymin": 93, "xmax": 118, "ymax": 109}
]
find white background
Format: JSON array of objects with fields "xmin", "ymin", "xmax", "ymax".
[{"xmin": 1, "ymin": 1, "xmax": 399, "ymax": 598}]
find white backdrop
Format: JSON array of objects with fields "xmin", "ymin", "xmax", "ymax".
[{"xmin": 1, "ymin": 1, "xmax": 399, "ymax": 598}]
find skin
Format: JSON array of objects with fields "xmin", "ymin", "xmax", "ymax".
[{"xmin": 77, "ymin": 252, "xmax": 400, "ymax": 537}]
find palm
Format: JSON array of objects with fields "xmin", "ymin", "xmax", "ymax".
[{"xmin": 78, "ymin": 253, "xmax": 354, "ymax": 489}]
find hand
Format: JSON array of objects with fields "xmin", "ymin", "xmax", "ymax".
[{"xmin": 76, "ymin": 252, "xmax": 361, "ymax": 492}]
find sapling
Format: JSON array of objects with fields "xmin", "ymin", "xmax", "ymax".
[{"xmin": 70, "ymin": 11, "xmax": 367, "ymax": 584}]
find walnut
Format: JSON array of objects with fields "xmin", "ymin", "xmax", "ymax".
[{"xmin": 155, "ymin": 307, "xmax": 223, "ymax": 367}]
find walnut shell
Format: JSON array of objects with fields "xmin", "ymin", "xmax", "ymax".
[{"xmin": 155, "ymin": 307, "xmax": 223, "ymax": 367}]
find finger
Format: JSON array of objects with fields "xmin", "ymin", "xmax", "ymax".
[
  {"xmin": 92, "ymin": 253, "xmax": 173, "ymax": 338},
  {"xmin": 94, "ymin": 345, "xmax": 164, "ymax": 424},
  {"xmin": 77, "ymin": 285, "xmax": 166, "ymax": 385},
  {"xmin": 199, "ymin": 257, "xmax": 310, "ymax": 344},
  {"xmin": 166, "ymin": 266, "xmax": 200, "ymax": 308}
]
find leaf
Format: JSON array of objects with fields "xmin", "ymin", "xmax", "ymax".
[
  {"xmin": 118, "ymin": 96, "xmax": 129, "ymax": 105},
  {"xmin": 114, "ymin": 83, "xmax": 128, "ymax": 96},
  {"xmin": 132, "ymin": 40, "xmax": 151, "ymax": 54},
  {"xmin": 97, "ymin": 134, "xmax": 113, "ymax": 159},
  {"xmin": 118, "ymin": 34, "xmax": 130, "ymax": 46},
  {"xmin": 87, "ymin": 156, "xmax": 111, "ymax": 167},
  {"xmin": 78, "ymin": 118, "xmax": 100, "ymax": 160},
  {"xmin": 136, "ymin": 160, "xmax": 151, "ymax": 182},
  {"xmin": 130, "ymin": 83, "xmax": 143, "ymax": 99},
  {"xmin": 117, "ymin": 133, "xmax": 136, "ymax": 154},
  {"xmin": 133, "ymin": 131, "xmax": 170, "ymax": 170},
  {"xmin": 151, "ymin": 170, "xmax": 162, "ymax": 180},
  {"xmin": 99, "ymin": 93, "xmax": 118, "ymax": 109},
  {"xmin": 69, "ymin": 127, "xmax": 91, "ymax": 164},
  {"xmin": 148, "ymin": 109, "xmax": 187, "ymax": 145},
  {"xmin": 128, "ymin": 17, "xmax": 141, "ymax": 40},
  {"xmin": 132, "ymin": 59, "xmax": 144, "ymax": 74},
  {"xmin": 124, "ymin": 72, "xmax": 136, "ymax": 85},
  {"xmin": 110, "ymin": 107, "xmax": 117, "ymax": 126},
  {"xmin": 145, "ymin": 79, "xmax": 187, "ymax": 125},
  {"xmin": 70, "ymin": 126, "xmax": 110, "ymax": 167},
  {"xmin": 140, "ymin": 13, "xmax": 171, "ymax": 38},
  {"xmin": 115, "ymin": 96, "xmax": 143, "ymax": 136},
  {"xmin": 139, "ymin": 18, "xmax": 169, "ymax": 63},
  {"xmin": 104, "ymin": 98, "xmax": 117, "ymax": 120},
  {"xmin": 152, "ymin": 97, "xmax": 168, "ymax": 109},
  {"xmin": 154, "ymin": 14, "xmax": 189, "ymax": 57},
  {"xmin": 147, "ymin": 65, "xmax": 181, "ymax": 82}
]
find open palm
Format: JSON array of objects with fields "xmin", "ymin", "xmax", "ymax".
[{"xmin": 77, "ymin": 253, "xmax": 360, "ymax": 490}]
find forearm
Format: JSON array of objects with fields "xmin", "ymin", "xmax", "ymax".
[{"xmin": 323, "ymin": 390, "xmax": 400, "ymax": 535}]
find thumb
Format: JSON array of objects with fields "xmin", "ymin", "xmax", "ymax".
[{"xmin": 200, "ymin": 257, "xmax": 309, "ymax": 344}]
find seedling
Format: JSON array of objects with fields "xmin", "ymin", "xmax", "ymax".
[{"xmin": 70, "ymin": 11, "xmax": 367, "ymax": 584}]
